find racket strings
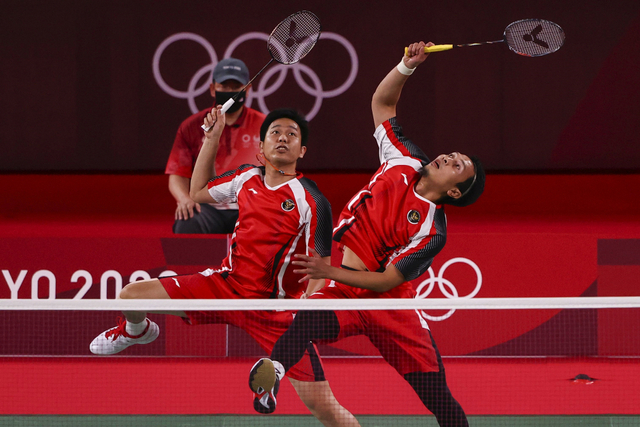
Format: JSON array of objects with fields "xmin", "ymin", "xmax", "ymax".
[
  {"xmin": 201, "ymin": 10, "xmax": 321, "ymax": 132},
  {"xmin": 268, "ymin": 11, "xmax": 321, "ymax": 65},
  {"xmin": 504, "ymin": 19, "xmax": 565, "ymax": 57}
]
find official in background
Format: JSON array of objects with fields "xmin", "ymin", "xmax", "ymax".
[{"xmin": 165, "ymin": 58, "xmax": 266, "ymax": 234}]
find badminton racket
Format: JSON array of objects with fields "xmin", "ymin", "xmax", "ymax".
[
  {"xmin": 202, "ymin": 10, "xmax": 321, "ymax": 131},
  {"xmin": 405, "ymin": 19, "xmax": 565, "ymax": 57}
]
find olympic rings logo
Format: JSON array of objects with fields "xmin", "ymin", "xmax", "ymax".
[
  {"xmin": 415, "ymin": 257, "xmax": 482, "ymax": 322},
  {"xmin": 152, "ymin": 31, "xmax": 358, "ymax": 120}
]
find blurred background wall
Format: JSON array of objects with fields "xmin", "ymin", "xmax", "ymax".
[{"xmin": 1, "ymin": 0, "xmax": 639, "ymax": 173}]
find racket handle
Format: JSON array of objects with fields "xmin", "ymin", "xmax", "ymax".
[
  {"xmin": 425, "ymin": 44, "xmax": 454, "ymax": 52},
  {"xmin": 220, "ymin": 98, "xmax": 235, "ymax": 114},
  {"xmin": 404, "ymin": 44, "xmax": 454, "ymax": 55},
  {"xmin": 200, "ymin": 99, "xmax": 235, "ymax": 132}
]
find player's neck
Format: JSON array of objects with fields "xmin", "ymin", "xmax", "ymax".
[
  {"xmin": 264, "ymin": 166, "xmax": 297, "ymax": 187},
  {"xmin": 415, "ymin": 176, "xmax": 442, "ymax": 204}
]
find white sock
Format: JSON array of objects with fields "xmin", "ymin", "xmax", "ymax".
[
  {"xmin": 272, "ymin": 360, "xmax": 285, "ymax": 381},
  {"xmin": 125, "ymin": 319, "xmax": 148, "ymax": 336}
]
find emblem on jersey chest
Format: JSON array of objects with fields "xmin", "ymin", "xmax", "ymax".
[
  {"xmin": 282, "ymin": 199, "xmax": 296, "ymax": 212},
  {"xmin": 407, "ymin": 210, "xmax": 421, "ymax": 224}
]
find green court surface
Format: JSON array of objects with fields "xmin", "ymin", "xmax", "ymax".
[{"xmin": 1, "ymin": 415, "xmax": 639, "ymax": 427}]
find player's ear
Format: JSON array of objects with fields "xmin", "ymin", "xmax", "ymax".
[
  {"xmin": 259, "ymin": 140, "xmax": 264, "ymax": 154},
  {"xmin": 446, "ymin": 186, "xmax": 462, "ymax": 199},
  {"xmin": 298, "ymin": 145, "xmax": 307, "ymax": 159},
  {"xmin": 209, "ymin": 83, "xmax": 216, "ymax": 98}
]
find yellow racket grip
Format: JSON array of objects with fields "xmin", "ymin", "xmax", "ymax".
[{"xmin": 404, "ymin": 44, "xmax": 454, "ymax": 55}]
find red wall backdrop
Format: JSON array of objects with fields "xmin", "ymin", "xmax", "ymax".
[{"xmin": 1, "ymin": 0, "xmax": 639, "ymax": 172}]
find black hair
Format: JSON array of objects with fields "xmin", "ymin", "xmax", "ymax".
[
  {"xmin": 259, "ymin": 108, "xmax": 309, "ymax": 146},
  {"xmin": 441, "ymin": 155, "xmax": 485, "ymax": 207}
]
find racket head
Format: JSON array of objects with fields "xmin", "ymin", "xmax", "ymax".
[
  {"xmin": 267, "ymin": 10, "xmax": 322, "ymax": 65},
  {"xmin": 504, "ymin": 19, "xmax": 565, "ymax": 57}
]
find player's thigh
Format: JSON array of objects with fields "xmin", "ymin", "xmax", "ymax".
[
  {"xmin": 367, "ymin": 309, "xmax": 439, "ymax": 374},
  {"xmin": 120, "ymin": 279, "xmax": 171, "ymax": 300},
  {"xmin": 119, "ymin": 278, "xmax": 186, "ymax": 317},
  {"xmin": 236, "ymin": 310, "xmax": 299, "ymax": 357}
]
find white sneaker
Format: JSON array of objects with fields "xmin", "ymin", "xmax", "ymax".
[{"xmin": 90, "ymin": 317, "xmax": 159, "ymax": 355}]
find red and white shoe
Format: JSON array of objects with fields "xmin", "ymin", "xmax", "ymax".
[
  {"xmin": 249, "ymin": 358, "xmax": 284, "ymax": 414},
  {"xmin": 90, "ymin": 317, "xmax": 159, "ymax": 355}
]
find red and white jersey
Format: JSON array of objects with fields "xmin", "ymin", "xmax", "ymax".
[
  {"xmin": 206, "ymin": 166, "xmax": 333, "ymax": 299},
  {"xmin": 333, "ymin": 118, "xmax": 447, "ymax": 297}
]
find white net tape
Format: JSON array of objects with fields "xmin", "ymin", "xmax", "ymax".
[{"xmin": 3, "ymin": 296, "xmax": 640, "ymax": 311}]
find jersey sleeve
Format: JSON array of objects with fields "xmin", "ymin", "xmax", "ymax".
[
  {"xmin": 389, "ymin": 208, "xmax": 447, "ymax": 282},
  {"xmin": 391, "ymin": 234, "xmax": 445, "ymax": 281},
  {"xmin": 374, "ymin": 117, "xmax": 430, "ymax": 165},
  {"xmin": 300, "ymin": 177, "xmax": 333, "ymax": 258},
  {"xmin": 207, "ymin": 164, "xmax": 258, "ymax": 204}
]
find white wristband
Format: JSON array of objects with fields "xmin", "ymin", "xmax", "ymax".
[{"xmin": 396, "ymin": 60, "xmax": 415, "ymax": 76}]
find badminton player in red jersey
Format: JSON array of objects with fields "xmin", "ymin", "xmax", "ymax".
[
  {"xmin": 90, "ymin": 107, "xmax": 360, "ymax": 427},
  {"xmin": 249, "ymin": 42, "xmax": 485, "ymax": 426}
]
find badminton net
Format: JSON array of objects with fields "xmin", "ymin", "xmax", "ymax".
[{"xmin": 1, "ymin": 297, "xmax": 639, "ymax": 427}]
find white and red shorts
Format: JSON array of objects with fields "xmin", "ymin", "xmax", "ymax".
[
  {"xmin": 160, "ymin": 271, "xmax": 325, "ymax": 382},
  {"xmin": 311, "ymin": 281, "xmax": 440, "ymax": 375}
]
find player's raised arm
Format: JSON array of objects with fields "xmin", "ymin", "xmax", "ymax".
[
  {"xmin": 371, "ymin": 41, "xmax": 433, "ymax": 129},
  {"xmin": 190, "ymin": 106, "xmax": 226, "ymax": 204}
]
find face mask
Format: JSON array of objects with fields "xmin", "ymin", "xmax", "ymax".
[{"xmin": 214, "ymin": 90, "xmax": 245, "ymax": 113}]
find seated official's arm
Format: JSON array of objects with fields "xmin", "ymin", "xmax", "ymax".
[
  {"xmin": 371, "ymin": 41, "xmax": 433, "ymax": 129},
  {"xmin": 169, "ymin": 174, "xmax": 201, "ymax": 220},
  {"xmin": 292, "ymin": 251, "xmax": 405, "ymax": 293},
  {"xmin": 190, "ymin": 106, "xmax": 225, "ymax": 204}
]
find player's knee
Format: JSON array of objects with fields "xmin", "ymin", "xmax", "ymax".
[
  {"xmin": 119, "ymin": 281, "xmax": 149, "ymax": 300},
  {"xmin": 118, "ymin": 283, "xmax": 137, "ymax": 300}
]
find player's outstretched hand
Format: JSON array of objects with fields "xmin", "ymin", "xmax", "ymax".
[
  {"xmin": 203, "ymin": 105, "xmax": 226, "ymax": 138},
  {"xmin": 404, "ymin": 41, "xmax": 435, "ymax": 69},
  {"xmin": 292, "ymin": 249, "xmax": 333, "ymax": 283}
]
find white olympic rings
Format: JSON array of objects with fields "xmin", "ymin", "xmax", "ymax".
[
  {"xmin": 414, "ymin": 257, "xmax": 482, "ymax": 322},
  {"xmin": 152, "ymin": 31, "xmax": 358, "ymax": 121}
]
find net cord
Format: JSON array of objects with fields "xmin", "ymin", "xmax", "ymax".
[{"xmin": 2, "ymin": 297, "xmax": 639, "ymax": 311}]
